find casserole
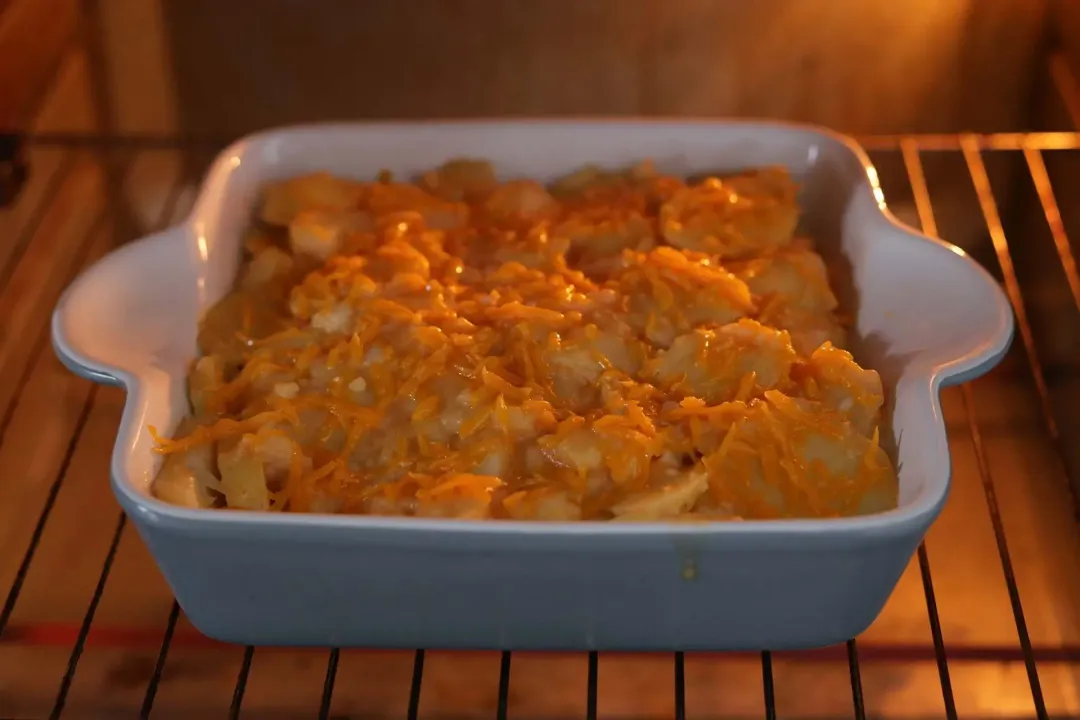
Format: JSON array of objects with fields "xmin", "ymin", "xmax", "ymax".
[{"xmin": 51, "ymin": 120, "xmax": 1013, "ymax": 650}]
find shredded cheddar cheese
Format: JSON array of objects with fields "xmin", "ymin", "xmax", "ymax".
[{"xmin": 150, "ymin": 159, "xmax": 898, "ymax": 521}]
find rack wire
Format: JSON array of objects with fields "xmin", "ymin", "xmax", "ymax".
[{"xmin": 1, "ymin": 130, "xmax": 1080, "ymax": 718}]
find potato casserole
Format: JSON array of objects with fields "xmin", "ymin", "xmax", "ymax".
[{"xmin": 150, "ymin": 159, "xmax": 898, "ymax": 521}]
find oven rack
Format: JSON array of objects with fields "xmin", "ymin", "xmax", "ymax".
[{"xmin": 0, "ymin": 130, "xmax": 1079, "ymax": 719}]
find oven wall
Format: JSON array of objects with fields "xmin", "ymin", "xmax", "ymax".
[
  {"xmin": 88, "ymin": 0, "xmax": 1049, "ymax": 137},
  {"xmin": 0, "ymin": 0, "xmax": 79, "ymax": 128},
  {"xmin": 1049, "ymin": 0, "xmax": 1080, "ymax": 81}
]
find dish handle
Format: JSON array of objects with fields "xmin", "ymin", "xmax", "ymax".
[
  {"xmin": 51, "ymin": 225, "xmax": 201, "ymax": 388},
  {"xmin": 861, "ymin": 202, "xmax": 1017, "ymax": 389}
]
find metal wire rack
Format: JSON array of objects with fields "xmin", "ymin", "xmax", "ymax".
[{"xmin": 2, "ymin": 129, "xmax": 1080, "ymax": 719}]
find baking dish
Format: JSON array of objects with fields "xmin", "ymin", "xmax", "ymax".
[{"xmin": 51, "ymin": 120, "xmax": 1013, "ymax": 651}]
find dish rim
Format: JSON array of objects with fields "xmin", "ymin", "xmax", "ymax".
[{"xmin": 51, "ymin": 117, "xmax": 1015, "ymax": 537}]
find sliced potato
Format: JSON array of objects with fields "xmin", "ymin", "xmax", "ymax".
[
  {"xmin": 188, "ymin": 354, "xmax": 224, "ymax": 417},
  {"xmin": 260, "ymin": 173, "xmax": 367, "ymax": 226},
  {"xmin": 612, "ymin": 466, "xmax": 708, "ymax": 521},
  {"xmin": 288, "ymin": 208, "xmax": 375, "ymax": 261},
  {"xmin": 420, "ymin": 158, "xmax": 498, "ymax": 202},
  {"xmin": 218, "ymin": 435, "xmax": 271, "ymax": 511},
  {"xmin": 153, "ymin": 417, "xmax": 222, "ymax": 508},
  {"xmin": 660, "ymin": 168, "xmax": 799, "ymax": 258}
]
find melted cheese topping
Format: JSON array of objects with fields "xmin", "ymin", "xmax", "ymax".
[{"xmin": 151, "ymin": 160, "xmax": 898, "ymax": 521}]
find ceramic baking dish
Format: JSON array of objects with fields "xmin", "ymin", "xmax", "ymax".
[{"xmin": 51, "ymin": 120, "xmax": 1013, "ymax": 651}]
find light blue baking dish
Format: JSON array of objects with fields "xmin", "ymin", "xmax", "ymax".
[{"xmin": 51, "ymin": 120, "xmax": 1013, "ymax": 650}]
